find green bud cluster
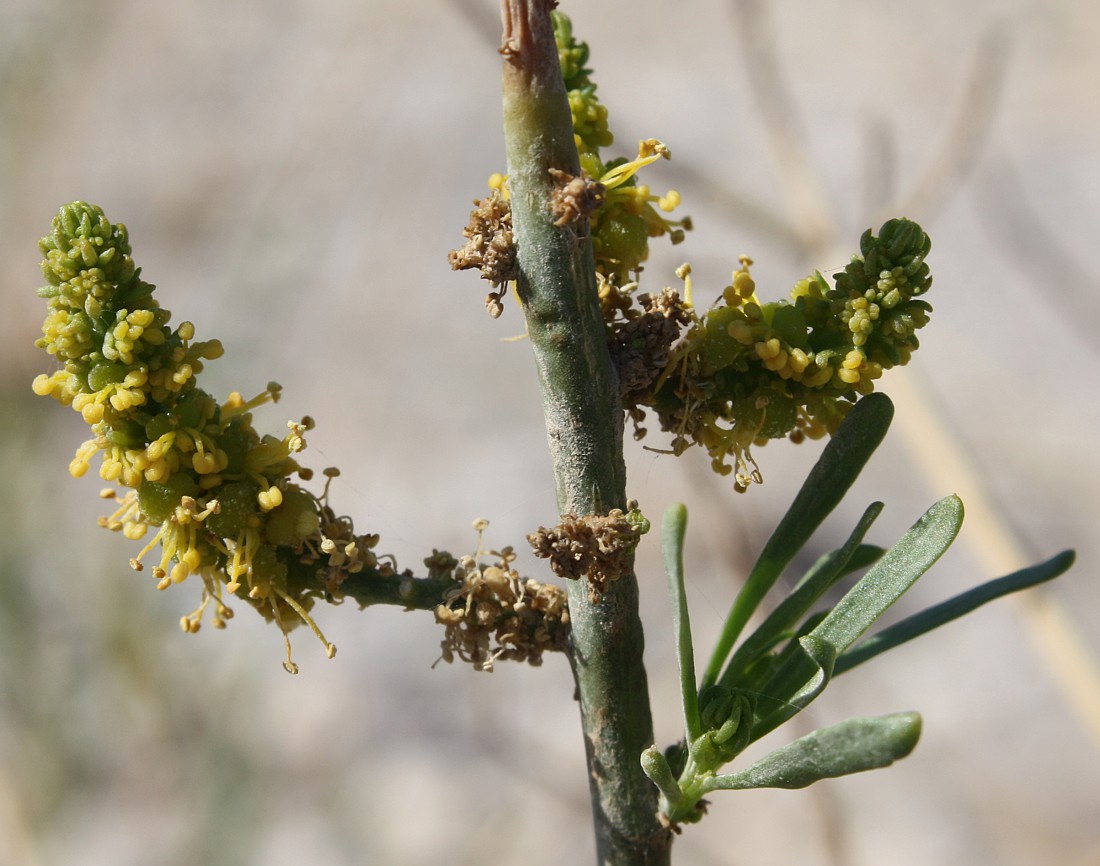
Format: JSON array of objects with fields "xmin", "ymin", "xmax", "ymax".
[
  {"xmin": 552, "ymin": 15, "xmax": 690, "ymax": 306},
  {"xmin": 808, "ymin": 218, "xmax": 933, "ymax": 367},
  {"xmin": 618, "ymin": 220, "xmax": 934, "ymax": 489},
  {"xmin": 557, "ymin": 15, "xmax": 694, "ymax": 285},
  {"xmin": 551, "ymin": 11, "xmax": 612, "ymax": 153},
  {"xmin": 642, "ymin": 685, "xmax": 759, "ymax": 826},
  {"xmin": 32, "ymin": 202, "xmax": 391, "ymax": 671},
  {"xmin": 689, "ymin": 685, "xmax": 756, "ymax": 771}
]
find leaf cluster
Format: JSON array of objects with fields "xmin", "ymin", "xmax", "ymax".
[{"xmin": 644, "ymin": 393, "xmax": 1074, "ymax": 825}]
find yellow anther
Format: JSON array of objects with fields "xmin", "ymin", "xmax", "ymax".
[
  {"xmin": 257, "ymin": 486, "xmax": 283, "ymax": 512},
  {"xmin": 789, "ymin": 348, "xmax": 810, "ymax": 373},
  {"xmin": 755, "ymin": 338, "xmax": 782, "ymax": 361}
]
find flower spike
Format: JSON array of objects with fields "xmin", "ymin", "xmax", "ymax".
[{"xmin": 32, "ymin": 202, "xmax": 395, "ymax": 671}]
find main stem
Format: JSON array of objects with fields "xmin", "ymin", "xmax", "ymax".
[{"xmin": 499, "ymin": 2, "xmax": 671, "ymax": 863}]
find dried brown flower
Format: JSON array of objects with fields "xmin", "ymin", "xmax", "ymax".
[
  {"xmin": 528, "ymin": 508, "xmax": 642, "ymax": 599},
  {"xmin": 610, "ymin": 286, "xmax": 691, "ymax": 407},
  {"xmin": 449, "ymin": 190, "xmax": 518, "ymax": 316},
  {"xmin": 548, "ymin": 168, "xmax": 605, "ymax": 226},
  {"xmin": 434, "ymin": 524, "xmax": 569, "ymax": 671}
]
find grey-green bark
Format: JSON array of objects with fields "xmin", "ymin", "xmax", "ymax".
[{"xmin": 499, "ymin": 1, "xmax": 671, "ymax": 862}]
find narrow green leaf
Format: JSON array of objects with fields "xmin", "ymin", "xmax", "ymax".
[
  {"xmin": 835, "ymin": 549, "xmax": 1076, "ymax": 675},
  {"xmin": 662, "ymin": 503, "xmax": 701, "ymax": 741},
  {"xmin": 720, "ymin": 502, "xmax": 884, "ymax": 688},
  {"xmin": 706, "ymin": 712, "xmax": 922, "ymax": 791},
  {"xmin": 831, "ymin": 543, "xmax": 886, "ymax": 579},
  {"xmin": 750, "ymin": 494, "xmax": 962, "ymax": 740},
  {"xmin": 808, "ymin": 495, "xmax": 964, "ymax": 654},
  {"xmin": 700, "ymin": 393, "xmax": 894, "ymax": 690}
]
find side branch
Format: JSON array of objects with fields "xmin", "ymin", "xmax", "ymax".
[{"xmin": 338, "ymin": 565, "xmax": 457, "ymax": 610}]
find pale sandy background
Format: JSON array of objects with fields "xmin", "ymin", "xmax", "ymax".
[{"xmin": 1, "ymin": 1, "xmax": 1098, "ymax": 865}]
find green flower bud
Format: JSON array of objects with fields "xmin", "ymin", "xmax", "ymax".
[
  {"xmin": 640, "ymin": 745, "xmax": 683, "ymax": 807},
  {"xmin": 691, "ymin": 685, "xmax": 756, "ymax": 770},
  {"xmin": 624, "ymin": 503, "xmax": 651, "ymax": 536},
  {"xmin": 264, "ymin": 487, "xmax": 322, "ymax": 547},
  {"xmin": 204, "ymin": 480, "xmax": 261, "ymax": 539},
  {"xmin": 551, "ymin": 11, "xmax": 591, "ymax": 89},
  {"xmin": 213, "ymin": 419, "xmax": 249, "ymax": 474},
  {"xmin": 592, "ymin": 207, "xmax": 649, "ymax": 277},
  {"xmin": 88, "ymin": 361, "xmax": 129, "ymax": 392},
  {"xmin": 137, "ymin": 474, "xmax": 202, "ymax": 525}
]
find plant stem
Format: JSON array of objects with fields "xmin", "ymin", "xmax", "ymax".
[
  {"xmin": 338, "ymin": 566, "xmax": 456, "ymax": 610},
  {"xmin": 498, "ymin": 1, "xmax": 671, "ymax": 862}
]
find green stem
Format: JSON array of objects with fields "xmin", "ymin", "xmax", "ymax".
[
  {"xmin": 499, "ymin": 2, "xmax": 670, "ymax": 862},
  {"xmin": 337, "ymin": 566, "xmax": 456, "ymax": 610}
]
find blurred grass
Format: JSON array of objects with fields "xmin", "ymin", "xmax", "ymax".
[{"xmin": 2, "ymin": 1, "xmax": 1098, "ymax": 864}]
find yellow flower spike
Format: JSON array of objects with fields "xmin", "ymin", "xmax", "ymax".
[{"xmin": 35, "ymin": 203, "xmax": 403, "ymax": 672}]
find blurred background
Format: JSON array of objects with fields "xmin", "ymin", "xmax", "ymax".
[{"xmin": 2, "ymin": 0, "xmax": 1098, "ymax": 864}]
